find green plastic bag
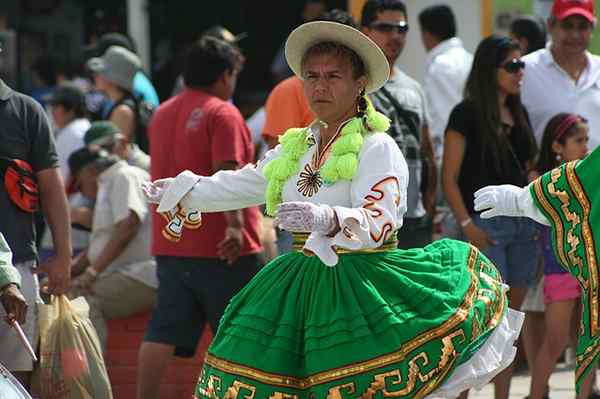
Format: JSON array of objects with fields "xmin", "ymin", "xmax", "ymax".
[{"xmin": 38, "ymin": 295, "xmax": 113, "ymax": 399}]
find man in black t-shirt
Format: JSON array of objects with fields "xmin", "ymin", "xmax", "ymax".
[{"xmin": 0, "ymin": 77, "xmax": 72, "ymax": 387}]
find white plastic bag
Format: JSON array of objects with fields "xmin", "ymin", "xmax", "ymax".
[{"xmin": 38, "ymin": 295, "xmax": 112, "ymax": 399}]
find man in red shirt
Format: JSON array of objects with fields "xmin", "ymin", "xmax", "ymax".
[{"xmin": 137, "ymin": 37, "xmax": 262, "ymax": 399}]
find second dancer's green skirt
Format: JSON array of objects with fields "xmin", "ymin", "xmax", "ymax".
[{"xmin": 195, "ymin": 238, "xmax": 521, "ymax": 399}]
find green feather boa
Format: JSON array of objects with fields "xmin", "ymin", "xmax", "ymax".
[{"xmin": 263, "ymin": 98, "xmax": 390, "ymax": 216}]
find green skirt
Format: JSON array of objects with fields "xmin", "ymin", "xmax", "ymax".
[{"xmin": 194, "ymin": 239, "xmax": 520, "ymax": 399}]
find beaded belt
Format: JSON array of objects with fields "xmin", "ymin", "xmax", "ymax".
[{"xmin": 291, "ymin": 232, "xmax": 398, "ymax": 254}]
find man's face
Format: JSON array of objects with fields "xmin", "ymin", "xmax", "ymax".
[
  {"xmin": 75, "ymin": 165, "xmax": 99, "ymax": 199},
  {"xmin": 363, "ymin": 10, "xmax": 408, "ymax": 66},
  {"xmin": 549, "ymin": 15, "xmax": 594, "ymax": 56}
]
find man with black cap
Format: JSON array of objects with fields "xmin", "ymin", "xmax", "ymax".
[
  {"xmin": 44, "ymin": 81, "xmax": 91, "ymax": 181},
  {"xmin": 0, "ymin": 40, "xmax": 72, "ymax": 388}
]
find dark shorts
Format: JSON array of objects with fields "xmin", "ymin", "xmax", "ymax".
[
  {"xmin": 397, "ymin": 215, "xmax": 433, "ymax": 249},
  {"xmin": 144, "ymin": 254, "xmax": 261, "ymax": 357}
]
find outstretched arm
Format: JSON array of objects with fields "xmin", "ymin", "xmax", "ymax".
[
  {"xmin": 473, "ymin": 183, "xmax": 550, "ymax": 226},
  {"xmin": 146, "ymin": 146, "xmax": 282, "ymax": 213}
]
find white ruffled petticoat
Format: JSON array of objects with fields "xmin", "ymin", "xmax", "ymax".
[{"xmin": 427, "ymin": 290, "xmax": 524, "ymax": 399}]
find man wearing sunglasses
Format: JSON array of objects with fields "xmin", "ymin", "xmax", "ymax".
[
  {"xmin": 361, "ymin": 0, "xmax": 437, "ymax": 249},
  {"xmin": 521, "ymin": 0, "xmax": 600, "ymax": 150}
]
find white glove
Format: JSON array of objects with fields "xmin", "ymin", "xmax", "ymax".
[
  {"xmin": 156, "ymin": 171, "xmax": 201, "ymax": 213},
  {"xmin": 275, "ymin": 202, "xmax": 337, "ymax": 234},
  {"xmin": 474, "ymin": 184, "xmax": 550, "ymax": 226},
  {"xmin": 142, "ymin": 178, "xmax": 174, "ymax": 204}
]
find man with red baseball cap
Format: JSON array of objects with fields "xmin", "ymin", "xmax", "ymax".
[
  {"xmin": 551, "ymin": 0, "xmax": 595, "ymax": 23},
  {"xmin": 522, "ymin": 0, "xmax": 600, "ymax": 157}
]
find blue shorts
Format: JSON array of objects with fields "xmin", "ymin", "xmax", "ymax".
[
  {"xmin": 144, "ymin": 255, "xmax": 261, "ymax": 358},
  {"xmin": 465, "ymin": 214, "xmax": 538, "ymax": 288}
]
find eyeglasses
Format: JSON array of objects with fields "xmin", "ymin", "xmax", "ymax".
[
  {"xmin": 369, "ymin": 21, "xmax": 409, "ymax": 34},
  {"xmin": 499, "ymin": 58, "xmax": 525, "ymax": 74}
]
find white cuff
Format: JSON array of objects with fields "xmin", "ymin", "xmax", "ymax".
[
  {"xmin": 332, "ymin": 207, "xmax": 367, "ymax": 248},
  {"xmin": 157, "ymin": 171, "xmax": 201, "ymax": 213},
  {"xmin": 520, "ymin": 183, "xmax": 550, "ymax": 226}
]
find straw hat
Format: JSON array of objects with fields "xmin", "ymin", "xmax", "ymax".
[{"xmin": 285, "ymin": 21, "xmax": 389, "ymax": 94}]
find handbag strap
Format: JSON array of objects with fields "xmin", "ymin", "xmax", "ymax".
[{"xmin": 0, "ymin": 156, "xmax": 35, "ymax": 178}]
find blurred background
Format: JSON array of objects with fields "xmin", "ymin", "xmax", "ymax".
[{"xmin": 0, "ymin": 0, "xmax": 596, "ymax": 116}]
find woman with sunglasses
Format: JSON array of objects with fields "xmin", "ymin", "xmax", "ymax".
[{"xmin": 442, "ymin": 35, "xmax": 537, "ymax": 399}]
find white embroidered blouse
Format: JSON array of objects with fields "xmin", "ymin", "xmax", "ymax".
[{"xmin": 157, "ymin": 127, "xmax": 409, "ymax": 265}]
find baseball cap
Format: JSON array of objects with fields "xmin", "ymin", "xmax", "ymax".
[
  {"xmin": 87, "ymin": 45, "xmax": 141, "ymax": 91},
  {"xmin": 85, "ymin": 32, "xmax": 136, "ymax": 58},
  {"xmin": 84, "ymin": 121, "xmax": 121, "ymax": 147},
  {"xmin": 43, "ymin": 81, "xmax": 85, "ymax": 109},
  {"xmin": 201, "ymin": 25, "xmax": 247, "ymax": 44},
  {"xmin": 68, "ymin": 147, "xmax": 110, "ymax": 180},
  {"xmin": 551, "ymin": 0, "xmax": 595, "ymax": 23}
]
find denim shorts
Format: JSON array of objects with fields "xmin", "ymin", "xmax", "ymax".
[
  {"xmin": 464, "ymin": 214, "xmax": 538, "ymax": 288},
  {"xmin": 144, "ymin": 255, "xmax": 261, "ymax": 358}
]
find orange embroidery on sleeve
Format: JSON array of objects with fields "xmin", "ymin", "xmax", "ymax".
[
  {"xmin": 370, "ymin": 222, "xmax": 393, "ymax": 243},
  {"xmin": 361, "ymin": 177, "xmax": 400, "ymax": 243},
  {"xmin": 364, "ymin": 177, "xmax": 401, "ymax": 205}
]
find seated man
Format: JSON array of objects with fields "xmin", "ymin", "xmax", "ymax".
[{"xmin": 68, "ymin": 147, "xmax": 156, "ymax": 350}]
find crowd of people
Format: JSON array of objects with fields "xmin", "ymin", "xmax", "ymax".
[{"xmin": 0, "ymin": 0, "xmax": 599, "ymax": 398}]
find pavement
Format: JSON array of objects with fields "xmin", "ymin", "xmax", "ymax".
[{"xmin": 470, "ymin": 363, "xmax": 598, "ymax": 399}]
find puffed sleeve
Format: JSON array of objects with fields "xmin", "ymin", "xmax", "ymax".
[
  {"xmin": 157, "ymin": 145, "xmax": 282, "ymax": 213},
  {"xmin": 303, "ymin": 133, "xmax": 409, "ymax": 265}
]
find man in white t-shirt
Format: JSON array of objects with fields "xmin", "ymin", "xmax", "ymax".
[
  {"xmin": 418, "ymin": 4, "xmax": 472, "ymax": 168},
  {"xmin": 522, "ymin": 0, "xmax": 600, "ymax": 150},
  {"xmin": 418, "ymin": 5, "xmax": 473, "ymax": 240}
]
